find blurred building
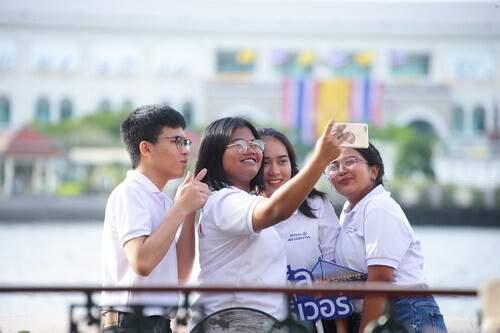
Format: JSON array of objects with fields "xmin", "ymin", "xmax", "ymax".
[
  {"xmin": 0, "ymin": 127, "xmax": 64, "ymax": 196},
  {"xmin": 0, "ymin": 0, "xmax": 499, "ymax": 190}
]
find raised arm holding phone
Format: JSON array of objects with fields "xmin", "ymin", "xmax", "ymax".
[{"xmin": 191, "ymin": 117, "xmax": 346, "ymax": 325}]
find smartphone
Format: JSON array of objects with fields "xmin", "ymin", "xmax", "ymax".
[{"xmin": 333, "ymin": 123, "xmax": 369, "ymax": 148}]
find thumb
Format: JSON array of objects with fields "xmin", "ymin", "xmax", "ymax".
[
  {"xmin": 181, "ymin": 171, "xmax": 193, "ymax": 185},
  {"xmin": 194, "ymin": 168, "xmax": 208, "ymax": 182}
]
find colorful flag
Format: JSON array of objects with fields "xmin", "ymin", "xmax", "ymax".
[
  {"xmin": 371, "ymin": 83, "xmax": 384, "ymax": 126},
  {"xmin": 282, "ymin": 78, "xmax": 294, "ymax": 128},
  {"xmin": 298, "ymin": 79, "xmax": 318, "ymax": 145},
  {"xmin": 284, "ymin": 78, "xmax": 384, "ymax": 141},
  {"xmin": 281, "ymin": 78, "xmax": 318, "ymax": 145},
  {"xmin": 316, "ymin": 79, "xmax": 350, "ymax": 137},
  {"xmin": 350, "ymin": 79, "xmax": 384, "ymax": 125}
]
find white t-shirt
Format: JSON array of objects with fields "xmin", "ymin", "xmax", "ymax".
[
  {"xmin": 194, "ymin": 186, "xmax": 288, "ymax": 320},
  {"xmin": 335, "ymin": 184, "xmax": 428, "ymax": 287},
  {"xmin": 100, "ymin": 170, "xmax": 179, "ymax": 316},
  {"xmin": 274, "ymin": 196, "xmax": 340, "ymax": 272}
]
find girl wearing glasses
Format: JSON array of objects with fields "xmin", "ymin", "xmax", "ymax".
[
  {"xmin": 191, "ymin": 117, "xmax": 346, "ymax": 325},
  {"xmin": 326, "ymin": 144, "xmax": 447, "ymax": 333},
  {"xmin": 258, "ymin": 127, "xmax": 341, "ymax": 331}
]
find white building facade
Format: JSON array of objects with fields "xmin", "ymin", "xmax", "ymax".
[{"xmin": 0, "ymin": 0, "xmax": 499, "ymax": 190}]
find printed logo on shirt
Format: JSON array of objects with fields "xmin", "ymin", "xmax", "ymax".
[
  {"xmin": 198, "ymin": 223, "xmax": 205, "ymax": 239},
  {"xmin": 346, "ymin": 226, "xmax": 358, "ymax": 235},
  {"xmin": 287, "ymin": 232, "xmax": 311, "ymax": 242}
]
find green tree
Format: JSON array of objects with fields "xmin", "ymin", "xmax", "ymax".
[
  {"xmin": 371, "ymin": 125, "xmax": 436, "ymax": 181},
  {"xmin": 393, "ymin": 126, "xmax": 436, "ymax": 180},
  {"xmin": 33, "ymin": 109, "xmax": 131, "ymax": 148}
]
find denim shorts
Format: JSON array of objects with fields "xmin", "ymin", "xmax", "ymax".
[
  {"xmin": 392, "ymin": 296, "xmax": 447, "ymax": 333},
  {"xmin": 348, "ymin": 296, "xmax": 447, "ymax": 333}
]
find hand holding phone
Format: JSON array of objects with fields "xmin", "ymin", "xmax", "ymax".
[{"xmin": 333, "ymin": 123, "xmax": 369, "ymax": 148}]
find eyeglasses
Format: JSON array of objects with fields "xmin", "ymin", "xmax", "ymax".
[
  {"xmin": 157, "ymin": 136, "xmax": 192, "ymax": 152},
  {"xmin": 226, "ymin": 139, "xmax": 265, "ymax": 154},
  {"xmin": 325, "ymin": 156, "xmax": 369, "ymax": 178}
]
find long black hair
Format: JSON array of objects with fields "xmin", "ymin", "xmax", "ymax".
[
  {"xmin": 258, "ymin": 127, "xmax": 327, "ymax": 219},
  {"xmin": 195, "ymin": 117, "xmax": 265, "ymax": 192},
  {"xmin": 354, "ymin": 142, "xmax": 385, "ymax": 186}
]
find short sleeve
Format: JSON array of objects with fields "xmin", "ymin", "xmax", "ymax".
[
  {"xmin": 112, "ymin": 186, "xmax": 153, "ymax": 245},
  {"xmin": 363, "ymin": 205, "xmax": 411, "ymax": 269},
  {"xmin": 206, "ymin": 188, "xmax": 264, "ymax": 236}
]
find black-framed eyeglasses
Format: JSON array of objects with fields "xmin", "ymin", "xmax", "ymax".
[
  {"xmin": 325, "ymin": 156, "xmax": 369, "ymax": 178},
  {"xmin": 157, "ymin": 136, "xmax": 192, "ymax": 152},
  {"xmin": 226, "ymin": 139, "xmax": 265, "ymax": 154}
]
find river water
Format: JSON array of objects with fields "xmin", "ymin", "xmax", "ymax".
[{"xmin": 0, "ymin": 221, "xmax": 499, "ymax": 319}]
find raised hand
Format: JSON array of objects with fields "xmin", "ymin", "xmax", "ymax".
[
  {"xmin": 174, "ymin": 168, "xmax": 211, "ymax": 215},
  {"xmin": 313, "ymin": 120, "xmax": 347, "ymax": 166}
]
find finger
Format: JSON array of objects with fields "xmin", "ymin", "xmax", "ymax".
[
  {"xmin": 181, "ymin": 171, "xmax": 193, "ymax": 185},
  {"xmin": 193, "ymin": 182, "xmax": 210, "ymax": 193},
  {"xmin": 333, "ymin": 123, "xmax": 347, "ymax": 136},
  {"xmin": 322, "ymin": 119, "xmax": 336, "ymax": 136},
  {"xmin": 194, "ymin": 168, "xmax": 208, "ymax": 182}
]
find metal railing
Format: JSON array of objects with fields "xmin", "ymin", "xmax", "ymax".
[{"xmin": 0, "ymin": 284, "xmax": 478, "ymax": 332}]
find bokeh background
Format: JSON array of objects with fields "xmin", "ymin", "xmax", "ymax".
[
  {"xmin": 0, "ymin": 0, "xmax": 499, "ymax": 330},
  {"xmin": 1, "ymin": 0, "xmax": 500, "ymax": 210}
]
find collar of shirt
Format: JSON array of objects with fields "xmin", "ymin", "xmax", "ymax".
[
  {"xmin": 210, "ymin": 184, "xmax": 258, "ymax": 195},
  {"xmin": 342, "ymin": 184, "xmax": 387, "ymax": 215},
  {"xmin": 126, "ymin": 170, "xmax": 170, "ymax": 203}
]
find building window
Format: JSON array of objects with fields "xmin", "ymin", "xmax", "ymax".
[
  {"xmin": 329, "ymin": 51, "xmax": 373, "ymax": 79},
  {"xmin": 0, "ymin": 41, "xmax": 16, "ymax": 71},
  {"xmin": 271, "ymin": 50, "xmax": 313, "ymax": 78},
  {"xmin": 35, "ymin": 98, "xmax": 50, "ymax": 124},
  {"xmin": 410, "ymin": 120, "xmax": 435, "ymax": 135},
  {"xmin": 182, "ymin": 102, "xmax": 193, "ymax": 126},
  {"xmin": 473, "ymin": 106, "xmax": 486, "ymax": 133},
  {"xmin": 98, "ymin": 99, "xmax": 112, "ymax": 112},
  {"xmin": 452, "ymin": 106, "xmax": 464, "ymax": 133},
  {"xmin": 60, "ymin": 99, "xmax": 73, "ymax": 122},
  {"xmin": 390, "ymin": 52, "xmax": 430, "ymax": 79},
  {"xmin": 217, "ymin": 50, "xmax": 256, "ymax": 74},
  {"xmin": 91, "ymin": 45, "xmax": 139, "ymax": 76},
  {"xmin": 122, "ymin": 99, "xmax": 133, "ymax": 112},
  {"xmin": 0, "ymin": 96, "xmax": 10, "ymax": 127}
]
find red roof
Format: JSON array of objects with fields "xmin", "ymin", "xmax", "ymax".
[{"xmin": 0, "ymin": 127, "xmax": 64, "ymax": 158}]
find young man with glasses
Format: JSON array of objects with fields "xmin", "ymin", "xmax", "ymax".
[{"xmin": 100, "ymin": 104, "xmax": 211, "ymax": 333}]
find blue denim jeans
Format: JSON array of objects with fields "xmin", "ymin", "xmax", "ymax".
[
  {"xmin": 348, "ymin": 296, "xmax": 447, "ymax": 333},
  {"xmin": 392, "ymin": 296, "xmax": 447, "ymax": 333},
  {"xmin": 101, "ymin": 312, "xmax": 172, "ymax": 333}
]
